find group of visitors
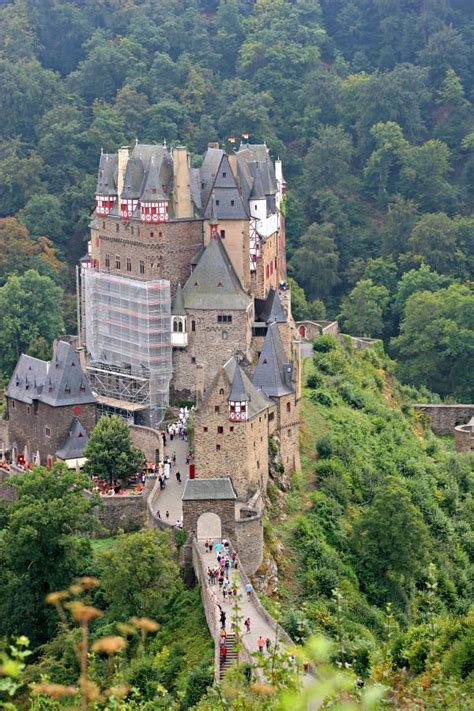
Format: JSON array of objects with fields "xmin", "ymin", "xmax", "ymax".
[
  {"xmin": 162, "ymin": 406, "xmax": 191, "ymax": 445},
  {"xmin": 90, "ymin": 475, "xmax": 144, "ymax": 497}
]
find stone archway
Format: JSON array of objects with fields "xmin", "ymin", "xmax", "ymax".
[
  {"xmin": 197, "ymin": 512, "xmax": 222, "ymax": 540},
  {"xmin": 299, "ymin": 324, "xmax": 306, "ymax": 338}
]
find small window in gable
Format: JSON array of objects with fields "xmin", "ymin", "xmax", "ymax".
[
  {"xmin": 215, "ymin": 405, "xmax": 220, "ymax": 413},
  {"xmin": 222, "ymin": 171, "xmax": 226, "ymax": 178},
  {"xmin": 217, "ymin": 426, "xmax": 223, "ymax": 434}
]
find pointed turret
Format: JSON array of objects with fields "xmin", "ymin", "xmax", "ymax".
[
  {"xmin": 253, "ymin": 323, "xmax": 293, "ymax": 397},
  {"xmin": 228, "ymin": 363, "xmax": 249, "ymax": 422},
  {"xmin": 172, "ymin": 283, "xmax": 186, "ymax": 315}
]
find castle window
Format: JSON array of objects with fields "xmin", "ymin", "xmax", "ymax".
[
  {"xmin": 215, "ymin": 406, "xmax": 220, "ymax": 413},
  {"xmin": 102, "ymin": 221, "xmax": 105, "ymax": 229},
  {"xmin": 115, "ymin": 223, "xmax": 119, "ymax": 233},
  {"xmin": 191, "ymin": 356, "xmax": 196, "ymax": 364},
  {"xmin": 159, "ymin": 231, "xmax": 162, "ymax": 237},
  {"xmin": 217, "ymin": 315, "xmax": 232, "ymax": 324},
  {"xmin": 288, "ymin": 429, "xmax": 291, "ymax": 436},
  {"xmin": 115, "ymin": 255, "xmax": 121, "ymax": 270},
  {"xmin": 220, "ymin": 229, "xmax": 225, "ymax": 239},
  {"xmin": 255, "ymin": 204, "xmax": 258, "ymax": 210},
  {"xmin": 222, "ymin": 171, "xmax": 226, "ymax": 177},
  {"xmin": 126, "ymin": 257, "xmax": 132, "ymax": 272},
  {"xmin": 216, "ymin": 444, "xmax": 221, "ymax": 451},
  {"xmin": 217, "ymin": 426, "xmax": 223, "ymax": 434},
  {"xmin": 219, "ymin": 388, "xmax": 224, "ymax": 395},
  {"xmin": 230, "ymin": 426, "xmax": 234, "ymax": 432},
  {"xmin": 105, "ymin": 254, "xmax": 110, "ymax": 268},
  {"xmin": 27, "ymin": 406, "xmax": 30, "ymax": 415},
  {"xmin": 140, "ymin": 260, "xmax": 145, "ymax": 275},
  {"xmin": 150, "ymin": 231, "xmax": 154, "ymax": 237},
  {"xmin": 11, "ymin": 401, "xmax": 15, "ymax": 408},
  {"xmin": 230, "ymin": 200, "xmax": 234, "ymax": 206},
  {"xmin": 45, "ymin": 426, "xmax": 51, "ymax": 438},
  {"xmin": 287, "ymin": 402, "xmax": 291, "ymax": 412},
  {"xmin": 191, "ymin": 320, "xmax": 196, "ymax": 332},
  {"xmin": 203, "ymin": 427, "xmax": 208, "ymax": 433},
  {"xmin": 257, "ymin": 460, "xmax": 260, "ymax": 468},
  {"xmin": 216, "ymin": 200, "xmax": 219, "ymax": 205},
  {"xmin": 131, "ymin": 226, "xmax": 134, "ymax": 235}
]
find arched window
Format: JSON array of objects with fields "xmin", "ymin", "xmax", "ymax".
[
  {"xmin": 178, "ymin": 320, "xmax": 183, "ymax": 333},
  {"xmin": 173, "ymin": 320, "xmax": 179, "ymax": 333},
  {"xmin": 219, "ymin": 388, "xmax": 224, "ymax": 395},
  {"xmin": 286, "ymin": 402, "xmax": 291, "ymax": 413}
]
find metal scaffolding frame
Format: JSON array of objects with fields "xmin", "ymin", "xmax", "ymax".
[{"xmin": 82, "ymin": 270, "xmax": 172, "ymax": 427}]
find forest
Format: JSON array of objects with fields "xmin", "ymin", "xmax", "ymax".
[{"xmin": 0, "ymin": 0, "xmax": 472, "ymax": 399}]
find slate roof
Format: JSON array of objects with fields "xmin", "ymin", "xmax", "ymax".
[
  {"xmin": 182, "ymin": 237, "xmax": 251, "ymax": 311},
  {"xmin": 236, "ymin": 143, "xmax": 278, "ymax": 215},
  {"xmin": 222, "ymin": 357, "xmax": 273, "ymax": 418},
  {"xmin": 120, "ymin": 143, "xmax": 173, "ymax": 202},
  {"xmin": 228, "ymin": 363, "xmax": 249, "ymax": 402},
  {"xmin": 55, "ymin": 418, "xmax": 88, "ymax": 460},
  {"xmin": 182, "ymin": 477, "xmax": 237, "ymax": 501},
  {"xmin": 7, "ymin": 341, "xmax": 96, "ymax": 407},
  {"xmin": 201, "ymin": 153, "xmax": 248, "ymax": 220},
  {"xmin": 252, "ymin": 323, "xmax": 294, "ymax": 397},
  {"xmin": 171, "ymin": 283, "xmax": 186, "ymax": 315},
  {"xmin": 96, "ymin": 152, "xmax": 117, "ymax": 195},
  {"xmin": 255, "ymin": 288, "xmax": 287, "ymax": 324},
  {"xmin": 6, "ymin": 355, "xmax": 48, "ymax": 405},
  {"xmin": 199, "ymin": 147, "xmax": 224, "ymax": 210}
]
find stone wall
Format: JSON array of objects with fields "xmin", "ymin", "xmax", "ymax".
[
  {"xmin": 171, "ymin": 306, "xmax": 253, "ymax": 399},
  {"xmin": 296, "ymin": 320, "xmax": 339, "ymax": 340},
  {"xmin": 97, "ymin": 216, "xmax": 203, "ymax": 290},
  {"xmin": 182, "ymin": 498, "xmax": 236, "ymax": 540},
  {"xmin": 413, "ymin": 404, "xmax": 474, "ymax": 435},
  {"xmin": 275, "ymin": 392, "xmax": 301, "ymax": 474},
  {"xmin": 6, "ymin": 400, "xmax": 96, "ymax": 465},
  {"xmin": 235, "ymin": 510, "xmax": 263, "ymax": 575},
  {"xmin": 86, "ymin": 474, "xmax": 156, "ymax": 536},
  {"xmin": 129, "ymin": 425, "xmax": 164, "ymax": 463},
  {"xmin": 454, "ymin": 420, "xmax": 474, "ymax": 453}
]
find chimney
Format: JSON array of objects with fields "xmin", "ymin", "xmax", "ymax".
[
  {"xmin": 228, "ymin": 151, "xmax": 238, "ymax": 182},
  {"xmin": 117, "ymin": 146, "xmax": 130, "ymax": 199},
  {"xmin": 208, "ymin": 142, "xmax": 220, "ymax": 149},
  {"xmin": 195, "ymin": 364, "xmax": 204, "ymax": 408},
  {"xmin": 172, "ymin": 146, "xmax": 193, "ymax": 219}
]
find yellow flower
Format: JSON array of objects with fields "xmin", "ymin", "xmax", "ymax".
[
  {"xmin": 79, "ymin": 576, "xmax": 99, "ymax": 589},
  {"xmin": 67, "ymin": 601, "xmax": 103, "ymax": 623},
  {"xmin": 45, "ymin": 591, "xmax": 69, "ymax": 605},
  {"xmin": 130, "ymin": 617, "xmax": 159, "ymax": 633},
  {"xmin": 31, "ymin": 683, "xmax": 77, "ymax": 699}
]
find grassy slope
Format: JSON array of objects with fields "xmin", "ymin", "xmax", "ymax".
[{"xmin": 265, "ymin": 340, "xmax": 473, "ymax": 680}]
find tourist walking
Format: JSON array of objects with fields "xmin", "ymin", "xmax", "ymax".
[
  {"xmin": 257, "ymin": 636, "xmax": 265, "ymax": 653},
  {"xmin": 244, "ymin": 617, "xmax": 251, "ymax": 634},
  {"xmin": 245, "ymin": 582, "xmax": 253, "ymax": 599},
  {"xmin": 265, "ymin": 638, "xmax": 271, "ymax": 652},
  {"xmin": 176, "ymin": 470, "xmax": 181, "ymax": 483},
  {"xmin": 221, "ymin": 643, "xmax": 227, "ymax": 664},
  {"xmin": 165, "ymin": 510, "xmax": 169, "ymax": 520}
]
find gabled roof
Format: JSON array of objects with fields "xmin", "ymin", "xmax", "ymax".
[
  {"xmin": 255, "ymin": 288, "xmax": 287, "ymax": 324},
  {"xmin": 171, "ymin": 283, "xmax": 186, "ymax": 315},
  {"xmin": 55, "ymin": 418, "xmax": 88, "ymax": 460},
  {"xmin": 140, "ymin": 155, "xmax": 167, "ymax": 201},
  {"xmin": 96, "ymin": 153, "xmax": 117, "ymax": 195},
  {"xmin": 40, "ymin": 341, "xmax": 96, "ymax": 407},
  {"xmin": 182, "ymin": 476, "xmax": 237, "ymax": 501},
  {"xmin": 182, "ymin": 237, "xmax": 251, "ymax": 311},
  {"xmin": 236, "ymin": 143, "xmax": 278, "ymax": 211},
  {"xmin": 253, "ymin": 323, "xmax": 294, "ymax": 397},
  {"xmin": 7, "ymin": 341, "xmax": 96, "ymax": 407},
  {"xmin": 228, "ymin": 363, "xmax": 249, "ymax": 402},
  {"xmin": 7, "ymin": 355, "xmax": 48, "ymax": 405},
  {"xmin": 120, "ymin": 143, "xmax": 173, "ymax": 202},
  {"xmin": 222, "ymin": 357, "xmax": 273, "ymax": 418},
  {"xmin": 202, "ymin": 154, "xmax": 248, "ymax": 220}
]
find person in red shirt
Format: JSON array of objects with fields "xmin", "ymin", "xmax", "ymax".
[{"xmin": 257, "ymin": 636, "xmax": 265, "ymax": 653}]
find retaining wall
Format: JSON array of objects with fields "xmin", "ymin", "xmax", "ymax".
[
  {"xmin": 235, "ymin": 509, "xmax": 264, "ymax": 575},
  {"xmin": 414, "ymin": 404, "xmax": 474, "ymax": 435},
  {"xmin": 454, "ymin": 420, "xmax": 474, "ymax": 453},
  {"xmin": 129, "ymin": 425, "xmax": 164, "ymax": 463}
]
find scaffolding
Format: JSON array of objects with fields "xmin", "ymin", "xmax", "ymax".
[{"xmin": 82, "ymin": 270, "xmax": 172, "ymax": 427}]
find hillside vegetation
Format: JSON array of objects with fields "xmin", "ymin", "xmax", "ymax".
[
  {"xmin": 266, "ymin": 337, "xmax": 473, "ymax": 706},
  {"xmin": 0, "ymin": 0, "xmax": 472, "ymax": 398}
]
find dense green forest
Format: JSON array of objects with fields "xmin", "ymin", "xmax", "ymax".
[
  {"xmin": 0, "ymin": 0, "xmax": 472, "ymax": 398},
  {"xmin": 266, "ymin": 338, "xmax": 474, "ymax": 707}
]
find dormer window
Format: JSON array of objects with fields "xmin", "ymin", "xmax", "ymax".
[
  {"xmin": 65, "ymin": 382, "xmax": 71, "ymax": 393},
  {"xmin": 80, "ymin": 382, "xmax": 86, "ymax": 392},
  {"xmin": 222, "ymin": 172, "xmax": 226, "ymax": 178}
]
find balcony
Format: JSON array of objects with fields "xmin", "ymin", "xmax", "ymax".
[{"xmin": 171, "ymin": 331, "xmax": 188, "ymax": 347}]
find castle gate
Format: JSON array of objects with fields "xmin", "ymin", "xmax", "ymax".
[{"xmin": 182, "ymin": 477, "xmax": 237, "ymax": 541}]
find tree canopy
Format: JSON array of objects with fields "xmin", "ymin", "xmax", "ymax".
[{"xmin": 83, "ymin": 415, "xmax": 145, "ymax": 484}]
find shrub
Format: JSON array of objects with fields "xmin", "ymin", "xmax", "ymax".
[
  {"xmin": 307, "ymin": 372, "xmax": 323, "ymax": 389},
  {"xmin": 314, "ymin": 350, "xmax": 346, "ymax": 375},
  {"xmin": 338, "ymin": 383, "xmax": 366, "ymax": 409},
  {"xmin": 316, "ymin": 435, "xmax": 333, "ymax": 458},
  {"xmin": 313, "ymin": 334, "xmax": 339, "ymax": 352},
  {"xmin": 310, "ymin": 389, "xmax": 335, "ymax": 407}
]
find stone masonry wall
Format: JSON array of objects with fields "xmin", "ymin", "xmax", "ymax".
[
  {"xmin": 235, "ymin": 512, "xmax": 263, "ymax": 575},
  {"xmin": 454, "ymin": 423, "xmax": 474, "ymax": 453},
  {"xmin": 182, "ymin": 498, "xmax": 236, "ymax": 539},
  {"xmin": 97, "ymin": 216, "xmax": 203, "ymax": 291},
  {"xmin": 171, "ymin": 307, "xmax": 252, "ymax": 399},
  {"xmin": 129, "ymin": 425, "xmax": 164, "ymax": 463},
  {"xmin": 275, "ymin": 392, "xmax": 301, "ymax": 473},
  {"xmin": 6, "ymin": 400, "xmax": 96, "ymax": 465},
  {"xmin": 414, "ymin": 404, "xmax": 474, "ymax": 435}
]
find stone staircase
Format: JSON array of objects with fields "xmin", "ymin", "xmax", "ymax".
[{"xmin": 219, "ymin": 633, "xmax": 238, "ymax": 679}]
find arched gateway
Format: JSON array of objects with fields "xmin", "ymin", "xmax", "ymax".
[{"xmin": 182, "ymin": 477, "xmax": 237, "ymax": 541}]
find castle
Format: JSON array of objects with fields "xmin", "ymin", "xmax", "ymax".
[{"xmin": 3, "ymin": 139, "xmax": 300, "ymax": 501}]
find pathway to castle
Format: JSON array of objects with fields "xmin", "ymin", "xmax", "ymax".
[{"xmin": 153, "ymin": 435, "xmax": 309, "ymax": 679}]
